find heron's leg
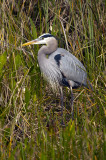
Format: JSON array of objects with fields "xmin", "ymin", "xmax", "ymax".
[
  {"xmin": 60, "ymin": 87, "xmax": 64, "ymax": 123},
  {"xmin": 68, "ymin": 81, "xmax": 74, "ymax": 119},
  {"xmin": 70, "ymin": 86, "xmax": 73, "ymax": 106},
  {"xmin": 70, "ymin": 86, "xmax": 74, "ymax": 119}
]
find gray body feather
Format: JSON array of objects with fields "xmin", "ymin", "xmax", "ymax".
[{"xmin": 38, "ymin": 47, "xmax": 87, "ymax": 91}]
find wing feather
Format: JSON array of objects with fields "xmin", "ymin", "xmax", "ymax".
[{"xmin": 50, "ymin": 48, "xmax": 87, "ymax": 87}]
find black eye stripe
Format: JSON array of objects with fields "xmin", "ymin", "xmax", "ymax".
[{"xmin": 40, "ymin": 34, "xmax": 54, "ymax": 38}]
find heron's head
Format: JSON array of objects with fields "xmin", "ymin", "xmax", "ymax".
[{"xmin": 22, "ymin": 33, "xmax": 56, "ymax": 46}]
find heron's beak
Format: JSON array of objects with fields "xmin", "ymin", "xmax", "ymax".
[{"xmin": 22, "ymin": 39, "xmax": 38, "ymax": 47}]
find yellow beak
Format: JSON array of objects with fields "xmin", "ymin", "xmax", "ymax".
[{"xmin": 22, "ymin": 40, "xmax": 38, "ymax": 47}]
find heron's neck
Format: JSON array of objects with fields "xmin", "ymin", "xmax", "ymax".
[
  {"xmin": 38, "ymin": 39, "xmax": 58, "ymax": 64},
  {"xmin": 39, "ymin": 39, "xmax": 58, "ymax": 55}
]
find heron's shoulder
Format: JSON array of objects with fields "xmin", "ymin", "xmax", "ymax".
[
  {"xmin": 49, "ymin": 48, "xmax": 73, "ymax": 67},
  {"xmin": 52, "ymin": 48, "xmax": 78, "ymax": 62},
  {"xmin": 56, "ymin": 48, "xmax": 70, "ymax": 55},
  {"xmin": 50, "ymin": 48, "xmax": 71, "ymax": 57}
]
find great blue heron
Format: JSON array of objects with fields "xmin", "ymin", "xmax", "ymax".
[{"xmin": 22, "ymin": 33, "xmax": 90, "ymax": 120}]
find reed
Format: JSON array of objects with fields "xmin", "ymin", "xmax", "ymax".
[{"xmin": 0, "ymin": 0, "xmax": 105, "ymax": 159}]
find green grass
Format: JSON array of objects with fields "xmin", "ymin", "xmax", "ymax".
[{"xmin": 0, "ymin": 0, "xmax": 105, "ymax": 159}]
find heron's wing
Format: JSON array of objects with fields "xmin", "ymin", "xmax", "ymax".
[{"xmin": 50, "ymin": 48, "xmax": 87, "ymax": 87}]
